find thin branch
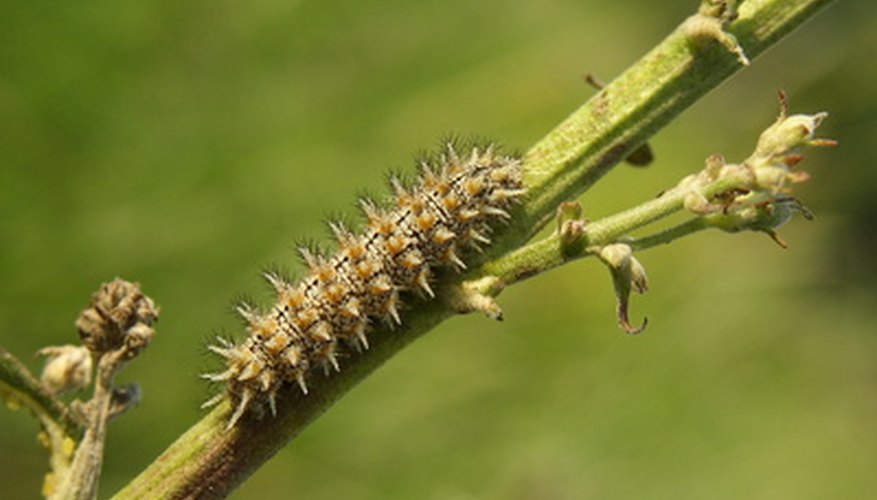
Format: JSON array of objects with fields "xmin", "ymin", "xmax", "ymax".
[
  {"xmin": 480, "ymin": 165, "xmax": 753, "ymax": 286},
  {"xmin": 53, "ymin": 278, "xmax": 158, "ymax": 500},
  {"xmin": 0, "ymin": 348, "xmax": 80, "ymax": 436},
  {"xmin": 0, "ymin": 349, "xmax": 80, "ymax": 497},
  {"xmin": 113, "ymin": 0, "xmax": 836, "ymax": 497},
  {"xmin": 629, "ymin": 218, "xmax": 711, "ymax": 251},
  {"xmin": 56, "ymin": 356, "xmax": 117, "ymax": 500}
]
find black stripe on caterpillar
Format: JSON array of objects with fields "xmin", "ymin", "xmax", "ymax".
[{"xmin": 203, "ymin": 142, "xmax": 524, "ymax": 427}]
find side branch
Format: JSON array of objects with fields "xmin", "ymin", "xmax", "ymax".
[
  {"xmin": 481, "ymin": 167, "xmax": 752, "ymax": 286},
  {"xmin": 0, "ymin": 349, "xmax": 79, "ymax": 436}
]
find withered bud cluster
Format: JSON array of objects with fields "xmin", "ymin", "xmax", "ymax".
[{"xmin": 75, "ymin": 278, "xmax": 159, "ymax": 356}]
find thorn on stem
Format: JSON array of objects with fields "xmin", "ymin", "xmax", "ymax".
[
  {"xmin": 582, "ymin": 73, "xmax": 606, "ymax": 90},
  {"xmin": 764, "ymin": 229, "xmax": 789, "ymax": 249}
]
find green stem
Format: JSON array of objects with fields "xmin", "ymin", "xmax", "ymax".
[
  {"xmin": 115, "ymin": 304, "xmax": 452, "ymax": 499},
  {"xmin": 0, "ymin": 349, "xmax": 80, "ymax": 498},
  {"xmin": 113, "ymin": 0, "xmax": 835, "ymax": 497},
  {"xmin": 481, "ymin": 167, "xmax": 751, "ymax": 287},
  {"xmin": 585, "ymin": 172, "xmax": 746, "ymax": 243},
  {"xmin": 0, "ymin": 349, "xmax": 79, "ymax": 437},
  {"xmin": 630, "ymin": 218, "xmax": 711, "ymax": 251}
]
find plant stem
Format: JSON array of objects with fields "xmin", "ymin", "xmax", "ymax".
[
  {"xmin": 629, "ymin": 218, "xmax": 711, "ymax": 251},
  {"xmin": 115, "ymin": 304, "xmax": 452, "ymax": 499},
  {"xmin": 113, "ymin": 0, "xmax": 836, "ymax": 497},
  {"xmin": 0, "ymin": 349, "xmax": 80, "ymax": 497},
  {"xmin": 0, "ymin": 349, "xmax": 80, "ymax": 436},
  {"xmin": 480, "ymin": 167, "xmax": 751, "ymax": 287},
  {"xmin": 55, "ymin": 354, "xmax": 116, "ymax": 500}
]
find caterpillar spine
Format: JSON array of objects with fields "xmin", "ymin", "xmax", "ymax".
[{"xmin": 205, "ymin": 142, "xmax": 524, "ymax": 427}]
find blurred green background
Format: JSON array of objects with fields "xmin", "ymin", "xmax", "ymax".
[{"xmin": 1, "ymin": 1, "xmax": 875, "ymax": 498}]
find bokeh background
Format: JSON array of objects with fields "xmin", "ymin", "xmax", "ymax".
[{"xmin": 1, "ymin": 1, "xmax": 875, "ymax": 498}]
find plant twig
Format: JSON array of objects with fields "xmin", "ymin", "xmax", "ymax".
[
  {"xmin": 479, "ymin": 164, "xmax": 752, "ymax": 286},
  {"xmin": 0, "ymin": 349, "xmax": 80, "ymax": 496},
  {"xmin": 0, "ymin": 349, "xmax": 80, "ymax": 436},
  {"xmin": 53, "ymin": 279, "xmax": 158, "ymax": 500},
  {"xmin": 114, "ymin": 0, "xmax": 836, "ymax": 497}
]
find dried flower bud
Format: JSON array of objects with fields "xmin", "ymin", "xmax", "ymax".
[
  {"xmin": 629, "ymin": 256, "xmax": 650, "ymax": 295},
  {"xmin": 36, "ymin": 345, "xmax": 92, "ymax": 395},
  {"xmin": 708, "ymin": 204, "xmax": 784, "ymax": 233},
  {"xmin": 556, "ymin": 201, "xmax": 588, "ymax": 248},
  {"xmin": 597, "ymin": 244, "xmax": 649, "ymax": 334},
  {"xmin": 686, "ymin": 95, "xmax": 835, "ymax": 240},
  {"xmin": 123, "ymin": 324, "xmax": 156, "ymax": 359},
  {"xmin": 753, "ymin": 111, "xmax": 829, "ymax": 163},
  {"xmin": 75, "ymin": 278, "xmax": 159, "ymax": 354},
  {"xmin": 733, "ymin": 93, "xmax": 834, "ymax": 197}
]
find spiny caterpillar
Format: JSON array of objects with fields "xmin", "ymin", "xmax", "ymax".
[{"xmin": 204, "ymin": 142, "xmax": 524, "ymax": 426}]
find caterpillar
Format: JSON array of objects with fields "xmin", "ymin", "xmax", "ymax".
[{"xmin": 204, "ymin": 142, "xmax": 524, "ymax": 426}]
